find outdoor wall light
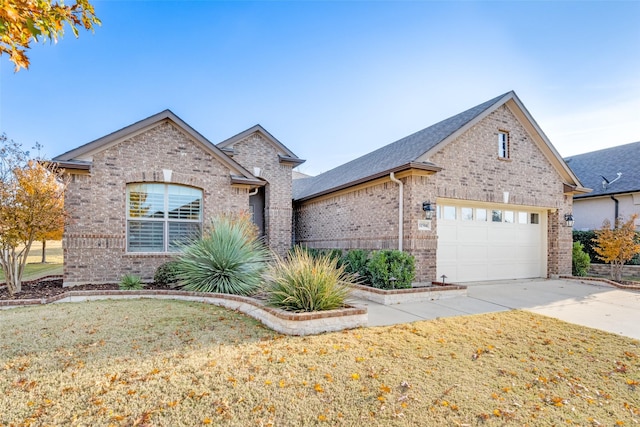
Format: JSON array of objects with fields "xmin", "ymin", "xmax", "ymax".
[
  {"xmin": 564, "ymin": 213, "xmax": 575, "ymax": 227},
  {"xmin": 422, "ymin": 201, "xmax": 433, "ymax": 220}
]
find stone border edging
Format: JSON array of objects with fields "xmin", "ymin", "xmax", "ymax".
[
  {"xmin": 350, "ymin": 283, "xmax": 467, "ymax": 305},
  {"xmin": 560, "ymin": 275, "xmax": 640, "ymax": 291},
  {"xmin": 0, "ymin": 289, "xmax": 367, "ymax": 336}
]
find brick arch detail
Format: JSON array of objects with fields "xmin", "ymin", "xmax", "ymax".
[{"xmin": 123, "ymin": 170, "xmax": 213, "ymax": 190}]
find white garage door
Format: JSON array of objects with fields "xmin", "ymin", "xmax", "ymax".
[{"xmin": 436, "ymin": 202, "xmax": 547, "ymax": 283}]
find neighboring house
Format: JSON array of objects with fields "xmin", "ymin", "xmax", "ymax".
[
  {"xmin": 53, "ymin": 111, "xmax": 304, "ymax": 286},
  {"xmin": 564, "ymin": 141, "xmax": 640, "ymax": 231},
  {"xmin": 293, "ymin": 91, "xmax": 588, "ymax": 283},
  {"xmin": 54, "ymin": 91, "xmax": 587, "ymax": 286}
]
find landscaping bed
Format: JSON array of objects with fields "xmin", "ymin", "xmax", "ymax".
[
  {"xmin": 0, "ymin": 277, "xmax": 367, "ymax": 336},
  {"xmin": 350, "ymin": 282, "xmax": 467, "ymax": 305}
]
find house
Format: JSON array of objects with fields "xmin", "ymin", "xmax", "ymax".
[
  {"xmin": 53, "ymin": 111, "xmax": 304, "ymax": 286},
  {"xmin": 54, "ymin": 91, "xmax": 587, "ymax": 286},
  {"xmin": 293, "ymin": 91, "xmax": 588, "ymax": 283},
  {"xmin": 564, "ymin": 141, "xmax": 640, "ymax": 231}
]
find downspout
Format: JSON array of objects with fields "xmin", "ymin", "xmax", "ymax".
[
  {"xmin": 610, "ymin": 195, "xmax": 619, "ymax": 227},
  {"xmin": 389, "ymin": 172, "xmax": 403, "ymax": 251}
]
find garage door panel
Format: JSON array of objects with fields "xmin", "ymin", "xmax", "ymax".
[
  {"xmin": 437, "ymin": 204, "xmax": 545, "ymax": 282},
  {"xmin": 488, "ymin": 226, "xmax": 516, "ymax": 241},
  {"xmin": 459, "ymin": 226, "xmax": 488, "ymax": 241},
  {"xmin": 458, "ymin": 245, "xmax": 487, "ymax": 260}
]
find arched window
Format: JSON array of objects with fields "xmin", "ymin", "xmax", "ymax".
[{"xmin": 126, "ymin": 183, "xmax": 202, "ymax": 253}]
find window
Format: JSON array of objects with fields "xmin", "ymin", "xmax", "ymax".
[
  {"xmin": 461, "ymin": 207, "xmax": 473, "ymax": 221},
  {"xmin": 443, "ymin": 206, "xmax": 456, "ymax": 220},
  {"xmin": 518, "ymin": 212, "xmax": 528, "ymax": 224},
  {"xmin": 492, "ymin": 209, "xmax": 503, "ymax": 222},
  {"xmin": 498, "ymin": 131, "xmax": 509, "ymax": 159},
  {"xmin": 504, "ymin": 211, "xmax": 515, "ymax": 223},
  {"xmin": 127, "ymin": 183, "xmax": 202, "ymax": 252},
  {"xmin": 476, "ymin": 208, "xmax": 487, "ymax": 221},
  {"xmin": 530, "ymin": 213, "xmax": 539, "ymax": 224}
]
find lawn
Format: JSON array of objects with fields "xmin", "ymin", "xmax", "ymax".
[
  {"xmin": 0, "ymin": 240, "xmax": 63, "ymax": 282},
  {"xmin": 0, "ymin": 300, "xmax": 638, "ymax": 426}
]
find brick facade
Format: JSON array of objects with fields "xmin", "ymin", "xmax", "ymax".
[
  {"xmin": 295, "ymin": 105, "xmax": 574, "ymax": 281},
  {"xmin": 60, "ymin": 96, "xmax": 577, "ymax": 287},
  {"xmin": 220, "ymin": 133, "xmax": 294, "ymax": 257},
  {"xmin": 63, "ymin": 122, "xmax": 250, "ymax": 286}
]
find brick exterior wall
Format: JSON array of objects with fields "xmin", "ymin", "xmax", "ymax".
[
  {"xmin": 295, "ymin": 105, "xmax": 573, "ymax": 282},
  {"xmin": 63, "ymin": 121, "xmax": 249, "ymax": 286},
  {"xmin": 294, "ymin": 181, "xmax": 401, "ymax": 250},
  {"xmin": 222, "ymin": 133, "xmax": 294, "ymax": 257}
]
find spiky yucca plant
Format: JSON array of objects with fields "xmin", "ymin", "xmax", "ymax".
[
  {"xmin": 119, "ymin": 274, "xmax": 144, "ymax": 290},
  {"xmin": 265, "ymin": 246, "xmax": 353, "ymax": 312},
  {"xmin": 175, "ymin": 214, "xmax": 270, "ymax": 295}
]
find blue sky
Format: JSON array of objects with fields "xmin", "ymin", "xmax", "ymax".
[{"xmin": 1, "ymin": 0, "xmax": 639, "ymax": 175}]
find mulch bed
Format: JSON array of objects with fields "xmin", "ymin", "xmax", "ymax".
[{"xmin": 0, "ymin": 278, "xmax": 175, "ymax": 301}]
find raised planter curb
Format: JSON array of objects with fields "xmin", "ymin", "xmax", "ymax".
[
  {"xmin": 560, "ymin": 275, "xmax": 640, "ymax": 291},
  {"xmin": 350, "ymin": 282, "xmax": 467, "ymax": 305},
  {"xmin": 0, "ymin": 289, "xmax": 367, "ymax": 336}
]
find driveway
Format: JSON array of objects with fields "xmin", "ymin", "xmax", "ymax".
[{"xmin": 352, "ymin": 278, "xmax": 640, "ymax": 339}]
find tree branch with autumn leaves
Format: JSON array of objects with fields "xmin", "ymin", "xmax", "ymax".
[{"xmin": 0, "ymin": 0, "xmax": 100, "ymax": 71}]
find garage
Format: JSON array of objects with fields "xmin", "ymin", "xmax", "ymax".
[{"xmin": 436, "ymin": 201, "xmax": 548, "ymax": 282}]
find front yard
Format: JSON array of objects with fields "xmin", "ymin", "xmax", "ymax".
[{"xmin": 1, "ymin": 299, "xmax": 638, "ymax": 426}]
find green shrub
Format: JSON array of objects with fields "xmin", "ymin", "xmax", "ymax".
[
  {"xmin": 175, "ymin": 214, "xmax": 271, "ymax": 295},
  {"xmin": 265, "ymin": 246, "xmax": 353, "ymax": 312},
  {"xmin": 367, "ymin": 250, "xmax": 415, "ymax": 289},
  {"xmin": 296, "ymin": 247, "xmax": 343, "ymax": 265},
  {"xmin": 119, "ymin": 274, "xmax": 144, "ymax": 290},
  {"xmin": 572, "ymin": 230, "xmax": 598, "ymax": 263},
  {"xmin": 572, "ymin": 241, "xmax": 591, "ymax": 277},
  {"xmin": 153, "ymin": 261, "xmax": 181, "ymax": 286},
  {"xmin": 341, "ymin": 249, "xmax": 370, "ymax": 283}
]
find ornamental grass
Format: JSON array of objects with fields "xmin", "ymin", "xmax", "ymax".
[
  {"xmin": 175, "ymin": 214, "xmax": 270, "ymax": 295},
  {"xmin": 265, "ymin": 246, "xmax": 354, "ymax": 312}
]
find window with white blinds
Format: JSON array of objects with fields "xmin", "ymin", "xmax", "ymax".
[{"xmin": 127, "ymin": 183, "xmax": 202, "ymax": 252}]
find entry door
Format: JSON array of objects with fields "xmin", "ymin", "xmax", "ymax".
[
  {"xmin": 436, "ymin": 203, "xmax": 546, "ymax": 282},
  {"xmin": 249, "ymin": 187, "xmax": 265, "ymax": 237}
]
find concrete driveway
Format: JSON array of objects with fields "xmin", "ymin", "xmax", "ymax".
[{"xmin": 352, "ymin": 278, "xmax": 640, "ymax": 340}]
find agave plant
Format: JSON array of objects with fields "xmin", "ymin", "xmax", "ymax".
[
  {"xmin": 119, "ymin": 274, "xmax": 144, "ymax": 290},
  {"xmin": 175, "ymin": 214, "xmax": 271, "ymax": 295},
  {"xmin": 265, "ymin": 246, "xmax": 353, "ymax": 312}
]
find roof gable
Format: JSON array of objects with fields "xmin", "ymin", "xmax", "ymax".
[
  {"xmin": 53, "ymin": 110, "xmax": 261, "ymax": 183},
  {"xmin": 217, "ymin": 124, "xmax": 305, "ymax": 166},
  {"xmin": 293, "ymin": 91, "xmax": 586, "ymax": 201},
  {"xmin": 565, "ymin": 141, "xmax": 640, "ymax": 198}
]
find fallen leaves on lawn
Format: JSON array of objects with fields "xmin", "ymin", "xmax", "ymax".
[{"xmin": 0, "ymin": 300, "xmax": 638, "ymax": 426}]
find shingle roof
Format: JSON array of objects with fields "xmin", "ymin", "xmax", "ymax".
[
  {"xmin": 564, "ymin": 141, "xmax": 640, "ymax": 199},
  {"xmin": 293, "ymin": 92, "xmax": 512, "ymax": 201}
]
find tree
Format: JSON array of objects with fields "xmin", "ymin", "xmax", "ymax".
[
  {"xmin": 0, "ymin": 134, "xmax": 67, "ymax": 294},
  {"xmin": 0, "ymin": 0, "xmax": 100, "ymax": 71},
  {"xmin": 36, "ymin": 220, "xmax": 63, "ymax": 263},
  {"xmin": 592, "ymin": 214, "xmax": 640, "ymax": 282}
]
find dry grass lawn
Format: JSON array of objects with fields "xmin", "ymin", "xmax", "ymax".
[
  {"xmin": 0, "ymin": 299, "xmax": 638, "ymax": 426},
  {"xmin": 0, "ymin": 240, "xmax": 63, "ymax": 282}
]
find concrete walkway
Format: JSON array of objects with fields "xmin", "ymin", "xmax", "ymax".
[{"xmin": 350, "ymin": 278, "xmax": 640, "ymax": 340}]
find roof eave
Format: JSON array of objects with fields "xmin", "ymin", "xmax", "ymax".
[
  {"xmin": 279, "ymin": 155, "xmax": 306, "ymax": 166},
  {"xmin": 218, "ymin": 124, "xmax": 302, "ymax": 160},
  {"xmin": 50, "ymin": 160, "xmax": 92, "ymax": 171},
  {"xmin": 230, "ymin": 176, "xmax": 266, "ymax": 187},
  {"xmin": 295, "ymin": 162, "xmax": 441, "ymax": 202},
  {"xmin": 575, "ymin": 189, "xmax": 639, "ymax": 199}
]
